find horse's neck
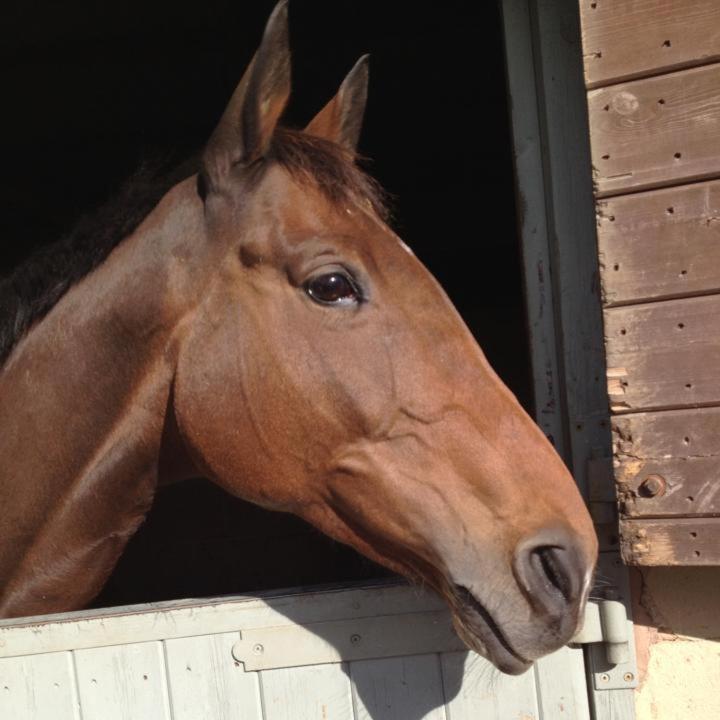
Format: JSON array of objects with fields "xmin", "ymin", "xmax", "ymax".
[{"xmin": 0, "ymin": 179, "xmax": 207, "ymax": 617}]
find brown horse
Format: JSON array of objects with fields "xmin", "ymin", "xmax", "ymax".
[{"xmin": 0, "ymin": 2, "xmax": 596, "ymax": 674}]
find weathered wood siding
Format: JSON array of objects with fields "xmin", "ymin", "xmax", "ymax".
[
  {"xmin": 0, "ymin": 584, "xmax": 592, "ymax": 719},
  {"xmin": 581, "ymin": 0, "xmax": 720, "ymax": 88},
  {"xmin": 579, "ymin": 0, "xmax": 720, "ymax": 565}
]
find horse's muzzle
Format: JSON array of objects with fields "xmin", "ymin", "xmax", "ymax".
[
  {"xmin": 447, "ymin": 526, "xmax": 594, "ymax": 674},
  {"xmin": 513, "ymin": 526, "xmax": 593, "ymax": 637},
  {"xmin": 451, "ymin": 584, "xmax": 532, "ymax": 675}
]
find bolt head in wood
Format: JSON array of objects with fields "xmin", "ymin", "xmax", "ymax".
[{"xmin": 639, "ymin": 474, "xmax": 666, "ymax": 497}]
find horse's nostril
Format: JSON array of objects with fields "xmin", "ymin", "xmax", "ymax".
[
  {"xmin": 514, "ymin": 531, "xmax": 590, "ymax": 621},
  {"xmin": 530, "ymin": 546, "xmax": 573, "ymax": 603}
]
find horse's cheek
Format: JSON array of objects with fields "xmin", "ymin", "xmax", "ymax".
[
  {"xmin": 173, "ymin": 322, "xmax": 252, "ymax": 480},
  {"xmin": 171, "ymin": 314, "xmax": 299, "ymax": 509}
]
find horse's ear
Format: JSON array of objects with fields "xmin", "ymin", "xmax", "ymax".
[
  {"xmin": 202, "ymin": 0, "xmax": 291, "ymax": 189},
  {"xmin": 305, "ymin": 55, "xmax": 369, "ymax": 153}
]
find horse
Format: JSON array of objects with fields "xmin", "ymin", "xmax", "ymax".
[{"xmin": 0, "ymin": 1, "xmax": 597, "ymax": 675}]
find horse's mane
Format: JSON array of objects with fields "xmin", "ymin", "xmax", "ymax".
[{"xmin": 0, "ymin": 127, "xmax": 387, "ymax": 366}]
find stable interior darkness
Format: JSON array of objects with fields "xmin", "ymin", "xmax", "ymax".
[{"xmin": 1, "ymin": 0, "xmax": 531, "ymax": 606}]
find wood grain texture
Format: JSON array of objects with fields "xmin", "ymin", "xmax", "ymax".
[
  {"xmin": 597, "ymin": 180, "xmax": 720, "ymax": 306},
  {"xmin": 604, "ymin": 294, "xmax": 720, "ymax": 412},
  {"xmin": 0, "ymin": 582, "xmax": 444, "ymax": 659},
  {"xmin": 579, "ymin": 0, "xmax": 720, "ymax": 89},
  {"xmin": 501, "ymin": 0, "xmax": 568, "ymax": 455},
  {"xmin": 621, "ymin": 517, "xmax": 720, "ymax": 564},
  {"xmin": 531, "ymin": 0, "xmax": 612, "ymax": 500},
  {"xmin": 613, "ymin": 407, "xmax": 720, "ymax": 517},
  {"xmin": 588, "ymin": 63, "xmax": 720, "ymax": 196},
  {"xmin": 0, "ymin": 651, "xmax": 80, "ymax": 720},
  {"xmin": 73, "ymin": 641, "xmax": 171, "ymax": 720},
  {"xmin": 0, "ymin": 583, "xmax": 597, "ymax": 718},
  {"xmin": 440, "ymin": 651, "xmax": 539, "ymax": 720},
  {"xmin": 588, "ymin": 683, "xmax": 637, "ymax": 720},
  {"xmin": 260, "ymin": 663, "xmax": 354, "ymax": 720},
  {"xmin": 534, "ymin": 646, "xmax": 592, "ymax": 719},
  {"xmin": 351, "ymin": 654, "xmax": 446, "ymax": 720},
  {"xmin": 164, "ymin": 632, "xmax": 263, "ymax": 720}
]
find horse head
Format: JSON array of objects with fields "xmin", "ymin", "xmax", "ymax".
[{"xmin": 171, "ymin": 1, "xmax": 597, "ymax": 674}]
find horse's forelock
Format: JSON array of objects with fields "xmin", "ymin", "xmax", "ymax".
[{"xmin": 268, "ymin": 127, "xmax": 390, "ymax": 222}]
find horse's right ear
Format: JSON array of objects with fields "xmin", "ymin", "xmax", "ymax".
[{"xmin": 202, "ymin": 1, "xmax": 291, "ymax": 191}]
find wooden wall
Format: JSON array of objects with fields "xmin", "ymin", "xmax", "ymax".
[{"xmin": 578, "ymin": 0, "xmax": 720, "ymax": 565}]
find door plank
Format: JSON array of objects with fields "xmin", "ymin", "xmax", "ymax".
[
  {"xmin": 589, "ymin": 683, "xmax": 637, "ymax": 720},
  {"xmin": 579, "ymin": 0, "xmax": 720, "ymax": 89},
  {"xmin": 440, "ymin": 651, "xmax": 538, "ymax": 720},
  {"xmin": 351, "ymin": 654, "xmax": 446, "ymax": 720},
  {"xmin": 588, "ymin": 63, "xmax": 720, "ymax": 196},
  {"xmin": 164, "ymin": 632, "xmax": 263, "ymax": 720},
  {"xmin": 0, "ymin": 583, "xmax": 445, "ymax": 659},
  {"xmin": 260, "ymin": 663, "xmax": 354, "ymax": 720},
  {"xmin": 621, "ymin": 517, "xmax": 720, "ymax": 564},
  {"xmin": 73, "ymin": 641, "xmax": 171, "ymax": 720},
  {"xmin": 0, "ymin": 651, "xmax": 80, "ymax": 720},
  {"xmin": 534, "ymin": 646, "xmax": 591, "ymax": 719},
  {"xmin": 604, "ymin": 294, "xmax": 720, "ymax": 411},
  {"xmin": 613, "ymin": 407, "xmax": 720, "ymax": 517},
  {"xmin": 597, "ymin": 180, "xmax": 720, "ymax": 306}
]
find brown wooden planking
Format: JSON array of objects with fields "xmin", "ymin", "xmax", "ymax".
[
  {"xmin": 580, "ymin": 5, "xmax": 720, "ymax": 567},
  {"xmin": 598, "ymin": 180, "xmax": 720, "ymax": 306},
  {"xmin": 588, "ymin": 63, "xmax": 720, "ymax": 196},
  {"xmin": 621, "ymin": 517, "xmax": 720, "ymax": 564},
  {"xmin": 604, "ymin": 294, "xmax": 720, "ymax": 411},
  {"xmin": 579, "ymin": 0, "xmax": 720, "ymax": 89},
  {"xmin": 613, "ymin": 407, "xmax": 720, "ymax": 517}
]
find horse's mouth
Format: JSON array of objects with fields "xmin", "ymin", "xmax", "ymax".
[{"xmin": 450, "ymin": 584, "xmax": 531, "ymax": 675}]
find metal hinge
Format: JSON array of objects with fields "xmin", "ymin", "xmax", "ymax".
[
  {"xmin": 571, "ymin": 597, "xmax": 630, "ymax": 664},
  {"xmin": 581, "ymin": 454, "xmax": 640, "ymax": 690},
  {"xmin": 569, "ymin": 554, "xmax": 639, "ymax": 691},
  {"xmin": 230, "ymin": 585, "xmax": 637, "ymax": 691},
  {"xmin": 231, "ymin": 609, "xmax": 465, "ymax": 671}
]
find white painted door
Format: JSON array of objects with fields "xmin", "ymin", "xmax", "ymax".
[{"xmin": 0, "ymin": 583, "xmax": 591, "ymax": 720}]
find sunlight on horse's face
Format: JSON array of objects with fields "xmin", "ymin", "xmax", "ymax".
[
  {"xmin": 174, "ymin": 162, "xmax": 597, "ymax": 674},
  {"xmin": 173, "ymin": 0, "xmax": 597, "ymax": 674}
]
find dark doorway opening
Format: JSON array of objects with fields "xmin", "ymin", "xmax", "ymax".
[{"xmin": 1, "ymin": 0, "xmax": 530, "ymax": 606}]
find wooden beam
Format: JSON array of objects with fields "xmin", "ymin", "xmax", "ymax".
[
  {"xmin": 579, "ymin": 0, "xmax": 720, "ymax": 89},
  {"xmin": 621, "ymin": 517, "xmax": 720, "ymax": 565},
  {"xmin": 588, "ymin": 63, "xmax": 720, "ymax": 196},
  {"xmin": 597, "ymin": 180, "xmax": 720, "ymax": 306},
  {"xmin": 613, "ymin": 407, "xmax": 720, "ymax": 517},
  {"xmin": 604, "ymin": 294, "xmax": 720, "ymax": 412}
]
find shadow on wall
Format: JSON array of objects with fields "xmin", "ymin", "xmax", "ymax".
[{"xmin": 631, "ymin": 567, "xmax": 720, "ymax": 720}]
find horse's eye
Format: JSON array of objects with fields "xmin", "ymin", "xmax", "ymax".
[{"xmin": 305, "ymin": 272, "xmax": 360, "ymax": 305}]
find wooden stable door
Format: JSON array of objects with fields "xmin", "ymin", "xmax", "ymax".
[{"xmin": 0, "ymin": 584, "xmax": 591, "ymax": 720}]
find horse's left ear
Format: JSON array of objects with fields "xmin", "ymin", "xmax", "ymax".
[
  {"xmin": 305, "ymin": 55, "xmax": 369, "ymax": 153},
  {"xmin": 202, "ymin": 1, "xmax": 291, "ymax": 189}
]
